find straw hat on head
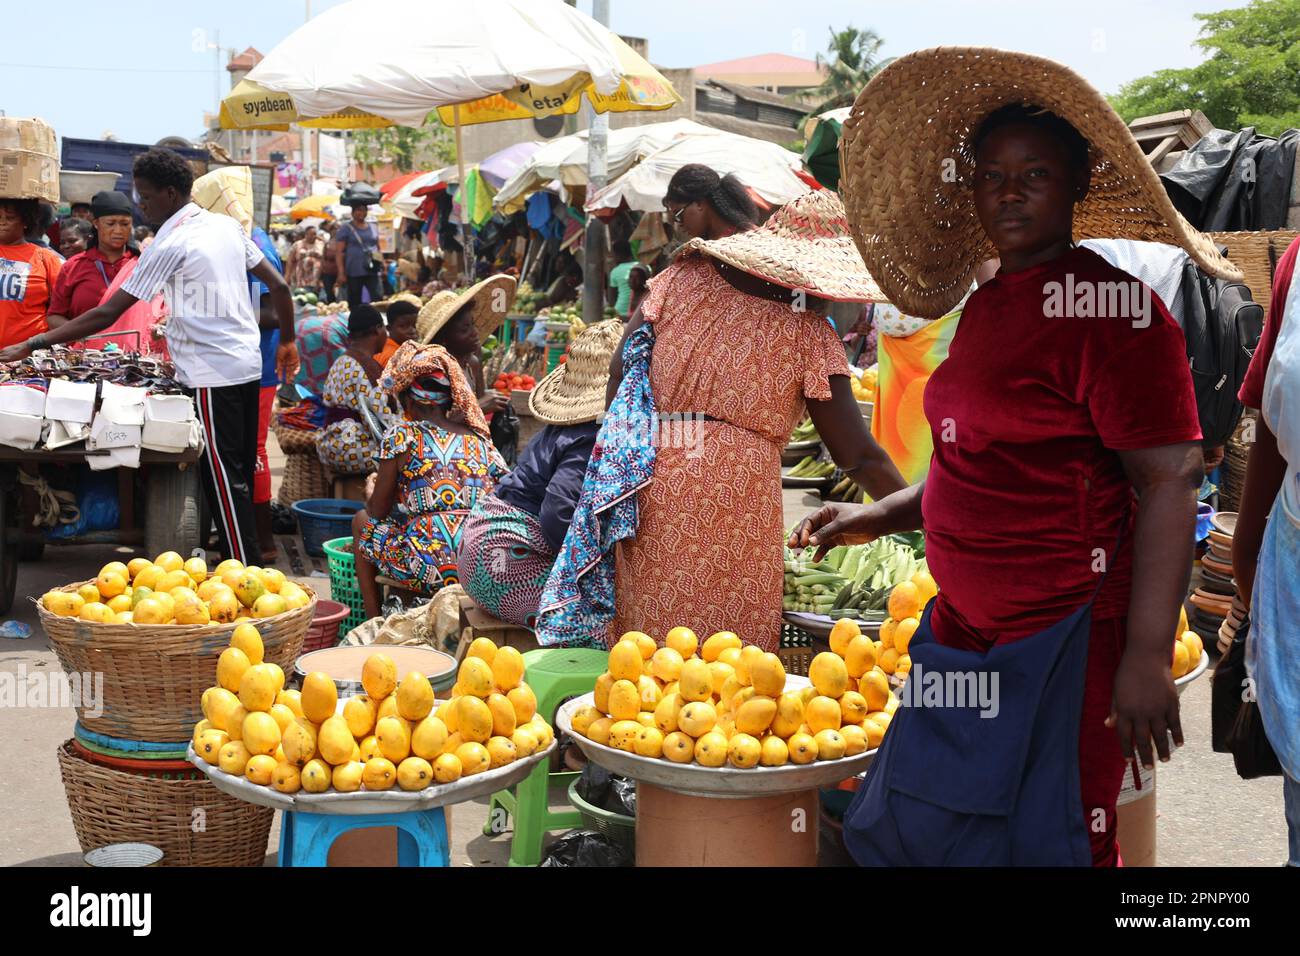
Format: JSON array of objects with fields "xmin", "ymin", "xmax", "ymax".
[
  {"xmin": 416, "ymin": 274, "xmax": 517, "ymax": 343},
  {"xmin": 373, "ymin": 291, "xmax": 422, "ymax": 313},
  {"xmin": 679, "ymin": 190, "xmax": 885, "ymax": 303},
  {"xmin": 837, "ymin": 46, "xmax": 1241, "ymax": 319},
  {"xmin": 529, "ymin": 319, "xmax": 623, "ymax": 425}
]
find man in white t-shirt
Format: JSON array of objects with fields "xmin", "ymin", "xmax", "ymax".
[{"xmin": 0, "ymin": 148, "xmax": 299, "ymax": 564}]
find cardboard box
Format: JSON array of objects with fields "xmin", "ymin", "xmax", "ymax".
[
  {"xmin": 142, "ymin": 419, "xmax": 194, "ymax": 453},
  {"xmin": 45, "ymin": 420, "xmax": 90, "ymax": 450},
  {"xmin": 145, "ymin": 393, "xmax": 195, "ymax": 424},
  {"xmin": 0, "ymin": 117, "xmax": 59, "ymax": 202},
  {"xmin": 87, "ymin": 414, "xmax": 140, "ymax": 451},
  {"xmin": 0, "ymin": 411, "xmax": 45, "ymax": 450},
  {"xmin": 99, "ymin": 382, "xmax": 147, "ymax": 425},
  {"xmin": 45, "ymin": 379, "xmax": 97, "ymax": 424},
  {"xmin": 0, "ymin": 383, "xmax": 48, "ymax": 417}
]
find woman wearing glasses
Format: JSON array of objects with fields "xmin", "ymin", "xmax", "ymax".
[{"xmin": 661, "ymin": 163, "xmax": 758, "ymax": 240}]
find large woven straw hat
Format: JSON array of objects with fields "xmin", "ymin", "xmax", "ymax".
[
  {"xmin": 374, "ymin": 292, "xmax": 422, "ymax": 312},
  {"xmin": 680, "ymin": 190, "xmax": 885, "ymax": 302},
  {"xmin": 529, "ymin": 319, "xmax": 623, "ymax": 425},
  {"xmin": 416, "ymin": 274, "xmax": 517, "ymax": 343},
  {"xmin": 838, "ymin": 47, "xmax": 1241, "ymax": 318}
]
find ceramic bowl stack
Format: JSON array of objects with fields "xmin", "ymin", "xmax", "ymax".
[{"xmin": 1191, "ymin": 512, "xmax": 1237, "ymax": 647}]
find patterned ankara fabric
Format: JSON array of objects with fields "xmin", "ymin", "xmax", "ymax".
[
  {"xmin": 317, "ymin": 354, "xmax": 387, "ymax": 474},
  {"xmin": 355, "ymin": 419, "xmax": 507, "ymax": 592}
]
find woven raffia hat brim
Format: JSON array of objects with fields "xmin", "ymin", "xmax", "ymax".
[
  {"xmin": 838, "ymin": 46, "xmax": 1242, "ymax": 319},
  {"xmin": 681, "ymin": 190, "xmax": 886, "ymax": 303},
  {"xmin": 529, "ymin": 319, "xmax": 623, "ymax": 425},
  {"xmin": 415, "ymin": 274, "xmax": 517, "ymax": 343},
  {"xmin": 374, "ymin": 292, "xmax": 423, "ymax": 312}
]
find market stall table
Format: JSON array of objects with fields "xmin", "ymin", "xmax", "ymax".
[
  {"xmin": 557, "ymin": 676, "xmax": 876, "ymax": 867},
  {"xmin": 0, "ymin": 444, "xmax": 202, "ymax": 615}
]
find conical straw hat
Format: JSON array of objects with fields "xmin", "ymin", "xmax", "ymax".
[
  {"xmin": 416, "ymin": 274, "xmax": 517, "ymax": 343},
  {"xmin": 837, "ymin": 46, "xmax": 1241, "ymax": 318},
  {"xmin": 528, "ymin": 319, "xmax": 624, "ymax": 425}
]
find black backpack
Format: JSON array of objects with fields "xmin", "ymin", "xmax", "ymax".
[{"xmin": 1177, "ymin": 256, "xmax": 1265, "ymax": 448}]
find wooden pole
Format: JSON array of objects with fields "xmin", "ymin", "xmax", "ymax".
[{"xmin": 453, "ymin": 104, "xmax": 472, "ymax": 284}]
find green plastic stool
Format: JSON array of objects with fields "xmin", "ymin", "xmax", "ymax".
[{"xmin": 485, "ymin": 646, "xmax": 608, "ymax": 866}]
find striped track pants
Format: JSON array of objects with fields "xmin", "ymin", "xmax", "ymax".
[{"xmin": 189, "ymin": 380, "xmax": 261, "ymax": 564}]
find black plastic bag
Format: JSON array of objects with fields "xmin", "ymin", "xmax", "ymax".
[
  {"xmin": 490, "ymin": 404, "xmax": 521, "ymax": 466},
  {"xmin": 540, "ymin": 830, "xmax": 633, "ymax": 867},
  {"xmin": 575, "ymin": 763, "xmax": 636, "ymax": 816},
  {"xmin": 340, "ymin": 182, "xmax": 382, "ymax": 207},
  {"xmin": 1211, "ymin": 613, "xmax": 1283, "ymax": 777},
  {"xmin": 270, "ymin": 501, "xmax": 297, "ymax": 535},
  {"xmin": 611, "ymin": 776, "xmax": 637, "ymax": 816}
]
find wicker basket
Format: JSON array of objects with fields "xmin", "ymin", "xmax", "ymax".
[
  {"xmin": 1221, "ymin": 409, "xmax": 1256, "ymax": 513},
  {"xmin": 58, "ymin": 740, "xmax": 272, "ymax": 867},
  {"xmin": 1208, "ymin": 230, "xmax": 1299, "ymax": 313},
  {"xmin": 271, "ymin": 421, "xmax": 322, "ymax": 456},
  {"xmin": 277, "ymin": 450, "xmax": 331, "ymax": 507},
  {"xmin": 38, "ymin": 584, "xmax": 316, "ymax": 743}
]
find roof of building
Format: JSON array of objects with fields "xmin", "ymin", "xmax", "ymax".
[
  {"xmin": 695, "ymin": 52, "xmax": 823, "ymax": 76},
  {"xmin": 704, "ymin": 79, "xmax": 807, "ymax": 111},
  {"xmin": 693, "ymin": 112, "xmax": 801, "ymax": 147},
  {"xmin": 227, "ymin": 47, "xmax": 263, "ymax": 72}
]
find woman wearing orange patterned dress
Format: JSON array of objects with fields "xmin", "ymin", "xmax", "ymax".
[{"xmin": 537, "ymin": 175, "xmax": 906, "ymax": 652}]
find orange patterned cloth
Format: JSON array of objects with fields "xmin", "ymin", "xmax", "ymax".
[{"xmin": 612, "ymin": 255, "xmax": 850, "ymax": 650}]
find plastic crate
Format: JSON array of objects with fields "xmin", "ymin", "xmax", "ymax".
[
  {"xmin": 323, "ymin": 536, "xmax": 368, "ymax": 634},
  {"xmin": 779, "ymin": 622, "xmax": 816, "ymax": 676},
  {"xmin": 292, "ymin": 499, "xmax": 364, "ymax": 557},
  {"xmin": 567, "ymin": 778, "xmax": 635, "ymax": 855}
]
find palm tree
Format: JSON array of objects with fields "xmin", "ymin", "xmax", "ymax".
[{"xmin": 808, "ymin": 26, "xmax": 893, "ymax": 114}]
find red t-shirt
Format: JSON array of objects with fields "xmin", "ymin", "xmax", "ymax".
[
  {"xmin": 0, "ymin": 241, "xmax": 62, "ymax": 348},
  {"xmin": 1239, "ymin": 236, "xmax": 1299, "ymax": 409},
  {"xmin": 48, "ymin": 247, "xmax": 136, "ymax": 320},
  {"xmin": 922, "ymin": 247, "xmax": 1202, "ymax": 646}
]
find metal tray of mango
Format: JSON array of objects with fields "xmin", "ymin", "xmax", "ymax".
[
  {"xmin": 556, "ymin": 627, "xmax": 896, "ymax": 799},
  {"xmin": 187, "ymin": 639, "xmax": 557, "ymax": 816}
]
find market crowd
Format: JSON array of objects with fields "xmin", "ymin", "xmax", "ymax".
[{"xmin": 2, "ymin": 44, "xmax": 1296, "ymax": 869}]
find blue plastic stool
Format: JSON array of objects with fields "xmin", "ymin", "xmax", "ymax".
[{"xmin": 278, "ymin": 807, "xmax": 449, "ymax": 867}]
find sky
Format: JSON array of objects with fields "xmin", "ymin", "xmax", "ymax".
[{"xmin": 2, "ymin": 0, "xmax": 1218, "ymax": 145}]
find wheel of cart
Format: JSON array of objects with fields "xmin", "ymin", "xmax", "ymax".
[{"xmin": 143, "ymin": 459, "xmax": 205, "ymax": 558}]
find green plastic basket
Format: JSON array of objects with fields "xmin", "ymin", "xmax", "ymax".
[
  {"xmin": 323, "ymin": 536, "xmax": 368, "ymax": 634},
  {"xmin": 567, "ymin": 778, "xmax": 635, "ymax": 855}
]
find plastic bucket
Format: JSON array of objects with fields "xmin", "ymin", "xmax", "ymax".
[
  {"xmin": 291, "ymin": 499, "xmax": 364, "ymax": 557},
  {"xmin": 302, "ymin": 598, "xmax": 350, "ymax": 652}
]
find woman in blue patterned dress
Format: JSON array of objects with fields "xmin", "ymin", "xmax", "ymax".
[{"xmin": 351, "ymin": 341, "xmax": 506, "ymax": 618}]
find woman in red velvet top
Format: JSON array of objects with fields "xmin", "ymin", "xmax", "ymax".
[{"xmin": 796, "ymin": 103, "xmax": 1206, "ymax": 866}]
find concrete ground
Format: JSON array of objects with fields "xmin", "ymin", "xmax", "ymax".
[{"xmin": 0, "ymin": 446, "xmax": 1288, "ymax": 867}]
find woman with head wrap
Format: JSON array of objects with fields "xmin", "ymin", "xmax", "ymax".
[
  {"xmin": 350, "ymin": 342, "xmax": 508, "ymax": 617},
  {"xmin": 317, "ymin": 304, "xmax": 392, "ymax": 476},
  {"xmin": 47, "ymin": 190, "xmax": 138, "ymax": 331}
]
